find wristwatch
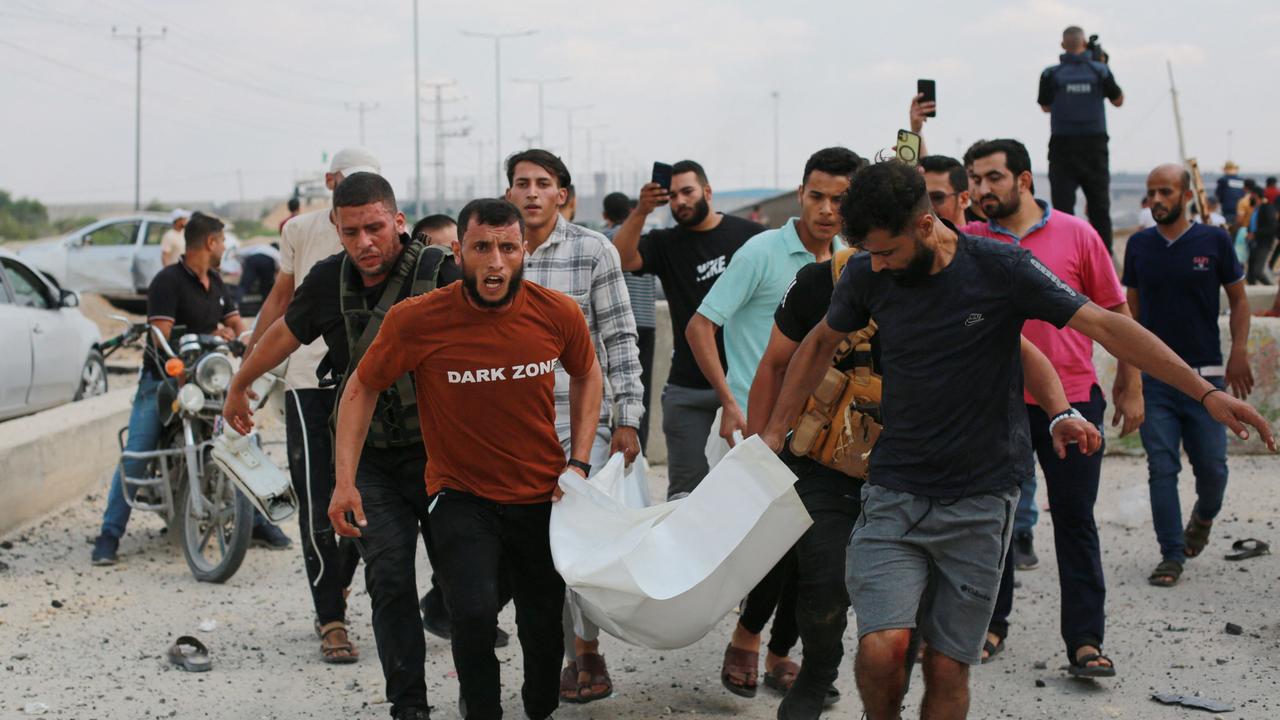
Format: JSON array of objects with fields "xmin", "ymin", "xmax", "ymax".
[{"xmin": 567, "ymin": 459, "xmax": 592, "ymax": 475}]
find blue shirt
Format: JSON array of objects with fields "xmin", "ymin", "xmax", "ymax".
[
  {"xmin": 1038, "ymin": 52, "xmax": 1121, "ymax": 137},
  {"xmin": 696, "ymin": 218, "xmax": 841, "ymax": 411},
  {"xmin": 1121, "ymin": 223, "xmax": 1244, "ymax": 368}
]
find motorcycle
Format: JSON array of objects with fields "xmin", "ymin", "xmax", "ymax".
[{"xmin": 104, "ymin": 317, "xmax": 287, "ymax": 583}]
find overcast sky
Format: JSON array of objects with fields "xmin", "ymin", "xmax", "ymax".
[{"xmin": 1, "ymin": 0, "xmax": 1274, "ymax": 206}]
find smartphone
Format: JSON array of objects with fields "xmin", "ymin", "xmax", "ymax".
[
  {"xmin": 917, "ymin": 79, "xmax": 936, "ymax": 117},
  {"xmin": 651, "ymin": 162, "xmax": 673, "ymax": 205},
  {"xmin": 895, "ymin": 130, "xmax": 921, "ymax": 166}
]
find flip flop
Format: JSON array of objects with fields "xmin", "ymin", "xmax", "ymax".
[
  {"xmin": 1225, "ymin": 538, "xmax": 1270, "ymax": 561},
  {"xmin": 317, "ymin": 621, "xmax": 359, "ymax": 664},
  {"xmin": 1148, "ymin": 559, "xmax": 1183, "ymax": 588},
  {"xmin": 720, "ymin": 644, "xmax": 759, "ymax": 698},
  {"xmin": 981, "ymin": 636, "xmax": 1005, "ymax": 664},
  {"xmin": 1068, "ymin": 651, "xmax": 1116, "ymax": 678},
  {"xmin": 762, "ymin": 659, "xmax": 801, "ymax": 693},
  {"xmin": 167, "ymin": 636, "xmax": 211, "ymax": 672},
  {"xmin": 576, "ymin": 652, "xmax": 613, "ymax": 703},
  {"xmin": 559, "ymin": 662, "xmax": 581, "ymax": 704}
]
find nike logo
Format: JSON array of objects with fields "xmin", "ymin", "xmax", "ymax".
[{"xmin": 965, "ymin": 313, "xmax": 984, "ymax": 327}]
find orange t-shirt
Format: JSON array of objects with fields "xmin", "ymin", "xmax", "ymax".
[{"xmin": 356, "ymin": 280, "xmax": 597, "ymax": 503}]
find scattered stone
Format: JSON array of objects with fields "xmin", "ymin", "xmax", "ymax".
[
  {"xmin": 12, "ymin": 653, "xmax": 29, "ymax": 660},
  {"xmin": 1225, "ymin": 623, "xmax": 1243, "ymax": 636},
  {"xmin": 1, "ymin": 540, "xmax": 14, "ymax": 550},
  {"xmin": 198, "ymin": 619, "xmax": 217, "ymax": 633},
  {"xmin": 1033, "ymin": 660, "xmax": 1048, "ymax": 670},
  {"xmin": 22, "ymin": 702, "xmax": 49, "ymax": 715},
  {"xmin": 50, "ymin": 600, "xmax": 63, "ymax": 609},
  {"xmin": 1035, "ymin": 679, "xmax": 1046, "ymax": 688}
]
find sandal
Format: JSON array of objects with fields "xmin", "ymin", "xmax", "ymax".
[
  {"xmin": 762, "ymin": 659, "xmax": 801, "ymax": 693},
  {"xmin": 167, "ymin": 635, "xmax": 212, "ymax": 672},
  {"xmin": 720, "ymin": 643, "xmax": 759, "ymax": 698},
  {"xmin": 317, "ymin": 620, "xmax": 359, "ymax": 664},
  {"xmin": 1183, "ymin": 516, "xmax": 1213, "ymax": 558},
  {"xmin": 981, "ymin": 635, "xmax": 1005, "ymax": 664},
  {"xmin": 1068, "ymin": 648, "xmax": 1116, "ymax": 678},
  {"xmin": 576, "ymin": 652, "xmax": 613, "ymax": 703},
  {"xmin": 559, "ymin": 662, "xmax": 581, "ymax": 703},
  {"xmin": 1148, "ymin": 559, "xmax": 1183, "ymax": 588},
  {"xmin": 1225, "ymin": 538, "xmax": 1271, "ymax": 561}
]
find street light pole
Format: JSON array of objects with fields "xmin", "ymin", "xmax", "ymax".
[
  {"xmin": 549, "ymin": 104, "xmax": 592, "ymax": 171},
  {"xmin": 771, "ymin": 90, "xmax": 780, "ymax": 189},
  {"xmin": 512, "ymin": 76, "xmax": 570, "ymax": 148},
  {"xmin": 413, "ymin": 0, "xmax": 421, "ymax": 216},
  {"xmin": 462, "ymin": 29, "xmax": 536, "ymax": 194}
]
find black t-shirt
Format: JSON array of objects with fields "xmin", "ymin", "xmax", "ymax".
[
  {"xmin": 144, "ymin": 259, "xmax": 239, "ymax": 377},
  {"xmin": 637, "ymin": 213, "xmax": 765, "ymax": 389},
  {"xmin": 825, "ymin": 234, "xmax": 1087, "ymax": 498},
  {"xmin": 285, "ymin": 239, "xmax": 461, "ymax": 380}
]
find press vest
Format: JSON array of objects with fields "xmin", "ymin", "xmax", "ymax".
[
  {"xmin": 338, "ymin": 240, "xmax": 448, "ymax": 449},
  {"xmin": 1044, "ymin": 53, "xmax": 1111, "ymax": 137}
]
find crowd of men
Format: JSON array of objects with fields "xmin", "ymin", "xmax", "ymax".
[{"xmin": 84, "ymin": 24, "xmax": 1279, "ymax": 720}]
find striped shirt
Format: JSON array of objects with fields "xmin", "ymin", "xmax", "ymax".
[
  {"xmin": 525, "ymin": 215, "xmax": 645, "ymax": 440},
  {"xmin": 603, "ymin": 225, "xmax": 657, "ymax": 328}
]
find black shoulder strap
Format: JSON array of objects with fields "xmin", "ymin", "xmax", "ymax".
[{"xmin": 348, "ymin": 240, "xmax": 426, "ymax": 371}]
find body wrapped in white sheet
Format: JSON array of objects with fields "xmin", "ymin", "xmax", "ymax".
[{"xmin": 550, "ymin": 436, "xmax": 812, "ymax": 649}]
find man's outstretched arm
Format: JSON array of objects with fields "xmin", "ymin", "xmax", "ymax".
[{"xmin": 758, "ymin": 320, "xmax": 846, "ymax": 452}]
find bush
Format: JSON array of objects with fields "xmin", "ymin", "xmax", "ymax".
[{"xmin": 0, "ymin": 189, "xmax": 52, "ymax": 240}]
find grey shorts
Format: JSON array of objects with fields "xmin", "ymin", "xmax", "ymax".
[{"xmin": 846, "ymin": 483, "xmax": 1018, "ymax": 665}]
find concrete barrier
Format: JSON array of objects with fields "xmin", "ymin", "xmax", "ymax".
[
  {"xmin": 645, "ymin": 301, "xmax": 673, "ymax": 465},
  {"xmin": 1220, "ymin": 284, "xmax": 1277, "ymax": 314},
  {"xmin": 0, "ymin": 387, "xmax": 133, "ymax": 536}
]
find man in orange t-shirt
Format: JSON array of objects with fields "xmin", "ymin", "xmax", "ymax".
[{"xmin": 331, "ymin": 197, "xmax": 603, "ymax": 720}]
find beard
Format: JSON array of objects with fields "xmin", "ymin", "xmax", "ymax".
[
  {"xmin": 462, "ymin": 264, "xmax": 524, "ymax": 309},
  {"xmin": 979, "ymin": 189, "xmax": 1020, "ymax": 220},
  {"xmin": 889, "ymin": 236, "xmax": 936, "ymax": 287},
  {"xmin": 1152, "ymin": 201, "xmax": 1185, "ymax": 225},
  {"xmin": 674, "ymin": 197, "xmax": 711, "ymax": 228}
]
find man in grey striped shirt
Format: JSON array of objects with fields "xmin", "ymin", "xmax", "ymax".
[
  {"xmin": 603, "ymin": 191, "xmax": 657, "ymax": 450},
  {"xmin": 506, "ymin": 149, "xmax": 644, "ymax": 705}
]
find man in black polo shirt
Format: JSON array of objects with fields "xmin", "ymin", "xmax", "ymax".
[
  {"xmin": 92, "ymin": 212, "xmax": 253, "ymax": 564},
  {"xmin": 224, "ymin": 174, "xmax": 458, "ymax": 720},
  {"xmin": 1126, "ymin": 163, "xmax": 1255, "ymax": 588},
  {"xmin": 611, "ymin": 160, "xmax": 766, "ymax": 498}
]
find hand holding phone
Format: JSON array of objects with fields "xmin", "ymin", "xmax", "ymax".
[
  {"xmin": 917, "ymin": 79, "xmax": 936, "ymax": 117},
  {"xmin": 895, "ymin": 130, "xmax": 921, "ymax": 166},
  {"xmin": 651, "ymin": 162, "xmax": 673, "ymax": 207}
]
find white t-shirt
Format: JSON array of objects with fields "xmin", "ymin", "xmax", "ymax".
[
  {"xmin": 160, "ymin": 228, "xmax": 185, "ymax": 265},
  {"xmin": 1137, "ymin": 207, "xmax": 1157, "ymax": 229},
  {"xmin": 278, "ymin": 208, "xmax": 342, "ymax": 390}
]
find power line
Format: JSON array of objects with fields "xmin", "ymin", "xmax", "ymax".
[{"xmin": 113, "ymin": 25, "xmax": 167, "ymax": 211}]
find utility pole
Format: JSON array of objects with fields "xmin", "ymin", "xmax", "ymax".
[
  {"xmin": 421, "ymin": 80, "xmax": 469, "ymax": 211},
  {"xmin": 345, "ymin": 102, "xmax": 379, "ymax": 146},
  {"xmin": 581, "ymin": 124, "xmax": 608, "ymax": 186},
  {"xmin": 470, "ymin": 139, "xmax": 491, "ymax": 197},
  {"xmin": 413, "ymin": 0, "xmax": 421, "ymax": 216},
  {"xmin": 461, "ymin": 29, "xmax": 536, "ymax": 194},
  {"xmin": 113, "ymin": 25, "xmax": 165, "ymax": 211},
  {"xmin": 771, "ymin": 90, "xmax": 780, "ymax": 188},
  {"xmin": 1166, "ymin": 61, "xmax": 1187, "ymax": 166},
  {"xmin": 549, "ymin": 104, "xmax": 591, "ymax": 171},
  {"xmin": 512, "ymin": 76, "xmax": 570, "ymax": 148}
]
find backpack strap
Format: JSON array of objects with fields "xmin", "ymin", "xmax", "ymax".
[
  {"xmin": 345, "ymin": 240, "xmax": 427, "ymax": 371},
  {"xmin": 830, "ymin": 248, "xmax": 876, "ymax": 365}
]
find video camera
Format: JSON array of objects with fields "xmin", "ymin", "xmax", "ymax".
[{"xmin": 1086, "ymin": 34, "xmax": 1109, "ymax": 64}]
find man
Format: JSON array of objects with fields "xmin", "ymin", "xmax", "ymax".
[
  {"xmin": 1204, "ymin": 196, "xmax": 1228, "ymax": 228},
  {"xmin": 686, "ymin": 147, "xmax": 862, "ymax": 701},
  {"xmin": 1217, "ymin": 162, "xmax": 1246, "ymax": 226},
  {"xmin": 612, "ymin": 160, "xmax": 766, "ymax": 498},
  {"xmin": 504, "ymin": 148, "xmax": 644, "ymax": 705},
  {"xmin": 236, "ymin": 242, "xmax": 280, "ymax": 317},
  {"xmin": 1126, "ymin": 164, "xmax": 1254, "ymax": 587},
  {"xmin": 226, "ymin": 174, "xmax": 457, "ymax": 716},
  {"xmin": 239, "ymin": 147, "xmax": 380, "ymax": 665},
  {"xmin": 332, "ymin": 197, "xmax": 604, "ymax": 720},
  {"xmin": 962, "ymin": 138, "xmax": 1142, "ymax": 672},
  {"xmin": 92, "ymin": 212, "xmax": 252, "ymax": 563},
  {"xmin": 413, "ymin": 213, "xmax": 458, "ymax": 249},
  {"xmin": 280, "ymin": 197, "xmax": 302, "ymax": 233},
  {"xmin": 159, "ymin": 210, "xmax": 189, "ymax": 266},
  {"xmin": 1039, "ymin": 25, "xmax": 1124, "ymax": 254},
  {"xmin": 1265, "ymin": 177, "xmax": 1279, "ymax": 204},
  {"xmin": 603, "ymin": 191, "xmax": 657, "ymax": 450},
  {"xmin": 1246, "ymin": 185, "xmax": 1276, "ymax": 285},
  {"xmin": 758, "ymin": 160, "xmax": 1274, "ymax": 720}
]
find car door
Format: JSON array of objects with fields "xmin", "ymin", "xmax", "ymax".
[
  {"xmin": 0, "ymin": 270, "xmax": 35, "ymax": 419},
  {"xmin": 2, "ymin": 258, "xmax": 83, "ymax": 409},
  {"xmin": 135, "ymin": 220, "xmax": 167, "ymax": 292},
  {"xmin": 66, "ymin": 219, "xmax": 140, "ymax": 294}
]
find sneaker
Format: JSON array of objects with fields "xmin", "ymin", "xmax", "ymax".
[
  {"xmin": 1012, "ymin": 532, "xmax": 1038, "ymax": 571},
  {"xmin": 251, "ymin": 522, "xmax": 293, "ymax": 550},
  {"xmin": 91, "ymin": 534, "xmax": 119, "ymax": 566}
]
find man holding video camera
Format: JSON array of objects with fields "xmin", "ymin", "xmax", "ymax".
[{"xmin": 1039, "ymin": 25, "xmax": 1124, "ymax": 255}]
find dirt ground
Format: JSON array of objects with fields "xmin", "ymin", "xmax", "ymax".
[{"xmin": 2, "ymin": 441, "xmax": 1279, "ymax": 719}]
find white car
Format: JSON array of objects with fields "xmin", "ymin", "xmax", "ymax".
[
  {"xmin": 18, "ymin": 214, "xmax": 240, "ymax": 310},
  {"xmin": 0, "ymin": 250, "xmax": 106, "ymax": 421}
]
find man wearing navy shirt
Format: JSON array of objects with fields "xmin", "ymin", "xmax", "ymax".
[{"xmin": 1124, "ymin": 163, "xmax": 1255, "ymax": 588}]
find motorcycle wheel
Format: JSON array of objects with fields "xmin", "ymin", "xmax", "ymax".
[{"xmin": 176, "ymin": 454, "xmax": 253, "ymax": 583}]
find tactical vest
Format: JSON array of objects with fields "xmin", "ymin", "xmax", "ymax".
[
  {"xmin": 1046, "ymin": 54, "xmax": 1110, "ymax": 137},
  {"xmin": 337, "ymin": 240, "xmax": 448, "ymax": 449},
  {"xmin": 787, "ymin": 248, "xmax": 882, "ymax": 479}
]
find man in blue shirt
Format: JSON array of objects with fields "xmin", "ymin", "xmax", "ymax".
[
  {"xmin": 1123, "ymin": 163, "xmax": 1254, "ymax": 588},
  {"xmin": 1039, "ymin": 25, "xmax": 1124, "ymax": 254},
  {"xmin": 686, "ymin": 147, "xmax": 862, "ymax": 709},
  {"xmin": 1215, "ymin": 161, "xmax": 1246, "ymax": 226}
]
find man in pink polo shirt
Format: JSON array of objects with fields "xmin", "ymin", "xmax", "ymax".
[{"xmin": 961, "ymin": 138, "xmax": 1143, "ymax": 679}]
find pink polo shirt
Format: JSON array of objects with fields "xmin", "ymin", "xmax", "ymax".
[{"xmin": 963, "ymin": 203, "xmax": 1124, "ymax": 405}]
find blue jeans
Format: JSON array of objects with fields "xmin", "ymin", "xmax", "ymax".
[
  {"xmin": 1014, "ymin": 467, "xmax": 1039, "ymax": 536},
  {"xmin": 100, "ymin": 374, "xmax": 164, "ymax": 539},
  {"xmin": 1139, "ymin": 375, "xmax": 1229, "ymax": 564}
]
